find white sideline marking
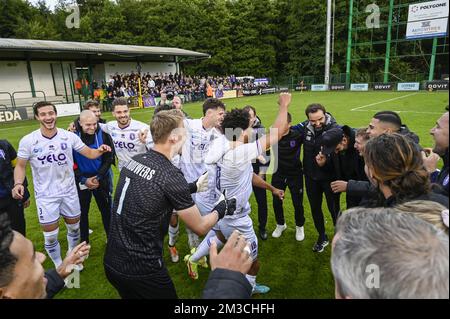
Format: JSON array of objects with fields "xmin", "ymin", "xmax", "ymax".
[
  {"xmin": 0, "ymin": 125, "xmax": 30, "ymax": 131},
  {"xmin": 350, "ymin": 93, "xmax": 418, "ymax": 111},
  {"xmin": 352, "ymin": 109, "xmax": 442, "ymax": 115}
]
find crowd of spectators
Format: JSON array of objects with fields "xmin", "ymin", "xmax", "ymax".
[{"xmin": 88, "ymin": 73, "xmax": 270, "ymax": 107}]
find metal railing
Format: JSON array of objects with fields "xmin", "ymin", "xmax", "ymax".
[
  {"xmin": 12, "ymin": 91, "xmax": 47, "ymax": 106},
  {"xmin": 0, "ymin": 92, "xmax": 15, "ymax": 108}
]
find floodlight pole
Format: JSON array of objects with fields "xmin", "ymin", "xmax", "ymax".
[
  {"xmin": 345, "ymin": 0, "xmax": 354, "ymax": 88},
  {"xmin": 383, "ymin": 0, "xmax": 394, "ymax": 83},
  {"xmin": 325, "ymin": 0, "xmax": 332, "ymax": 85},
  {"xmin": 429, "ymin": 37, "xmax": 438, "ymax": 81}
]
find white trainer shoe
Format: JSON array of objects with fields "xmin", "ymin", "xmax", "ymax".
[
  {"xmin": 272, "ymin": 224, "xmax": 287, "ymax": 238},
  {"xmin": 295, "ymin": 226, "xmax": 305, "ymax": 241}
]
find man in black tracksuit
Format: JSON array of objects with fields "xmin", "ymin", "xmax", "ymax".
[
  {"xmin": 271, "ymin": 112, "xmax": 305, "ymax": 241},
  {"xmin": 0, "ymin": 140, "xmax": 30, "ymax": 236},
  {"xmin": 292, "ymin": 104, "xmax": 340, "ymax": 253},
  {"xmin": 73, "ymin": 110, "xmax": 115, "ymax": 243},
  {"xmin": 322, "ymin": 126, "xmax": 363, "ymax": 208}
]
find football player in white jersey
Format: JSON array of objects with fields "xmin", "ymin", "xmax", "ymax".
[
  {"xmin": 185, "ymin": 93, "xmax": 292, "ymax": 294},
  {"xmin": 178, "ymin": 99, "xmax": 226, "ymax": 252},
  {"xmin": 100, "ymin": 97, "xmax": 154, "ymax": 171},
  {"xmin": 12, "ymin": 102, "xmax": 112, "ymax": 268},
  {"xmin": 166, "ymin": 99, "xmax": 225, "ymax": 264}
]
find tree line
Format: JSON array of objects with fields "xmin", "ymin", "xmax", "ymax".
[{"xmin": 1, "ymin": 0, "xmax": 446, "ymax": 82}]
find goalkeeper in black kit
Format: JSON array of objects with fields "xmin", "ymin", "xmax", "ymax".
[{"xmin": 104, "ymin": 109, "xmax": 236, "ymax": 299}]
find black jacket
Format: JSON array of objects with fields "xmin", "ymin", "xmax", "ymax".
[
  {"xmin": 0, "ymin": 140, "xmax": 30, "ymax": 202},
  {"xmin": 432, "ymin": 150, "xmax": 449, "ymax": 197},
  {"xmin": 399, "ymin": 125, "xmax": 420, "ymax": 145},
  {"xmin": 45, "ymin": 269, "xmax": 65, "ymax": 299},
  {"xmin": 202, "ymin": 269, "xmax": 252, "ymax": 299},
  {"xmin": 292, "ymin": 113, "xmax": 339, "ymax": 181},
  {"xmin": 333, "ymin": 126, "xmax": 359, "ymax": 181}
]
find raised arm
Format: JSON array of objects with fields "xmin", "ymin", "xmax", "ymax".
[{"xmin": 257, "ymin": 93, "xmax": 291, "ymax": 151}]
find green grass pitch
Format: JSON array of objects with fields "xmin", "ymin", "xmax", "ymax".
[{"xmin": 0, "ymin": 90, "xmax": 448, "ymax": 299}]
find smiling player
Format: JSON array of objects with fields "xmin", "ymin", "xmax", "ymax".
[{"xmin": 12, "ymin": 101, "xmax": 111, "ymax": 268}]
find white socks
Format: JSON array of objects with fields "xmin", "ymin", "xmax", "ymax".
[
  {"xmin": 168, "ymin": 222, "xmax": 179, "ymax": 247},
  {"xmin": 66, "ymin": 222, "xmax": 80, "ymax": 252},
  {"xmin": 246, "ymin": 274, "xmax": 256, "ymax": 291},
  {"xmin": 44, "ymin": 228, "xmax": 62, "ymax": 268},
  {"xmin": 191, "ymin": 230, "xmax": 224, "ymax": 262},
  {"xmin": 186, "ymin": 227, "xmax": 200, "ymax": 249}
]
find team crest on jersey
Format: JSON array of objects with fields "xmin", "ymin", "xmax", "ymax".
[
  {"xmin": 290, "ymin": 141, "xmax": 296, "ymax": 148},
  {"xmin": 61, "ymin": 143, "xmax": 68, "ymax": 150},
  {"xmin": 130, "ymin": 133, "xmax": 135, "ymax": 140},
  {"xmin": 0, "ymin": 149, "xmax": 5, "ymax": 160},
  {"xmin": 444, "ymin": 174, "xmax": 449, "ymax": 187},
  {"xmin": 33, "ymin": 147, "xmax": 42, "ymax": 154}
]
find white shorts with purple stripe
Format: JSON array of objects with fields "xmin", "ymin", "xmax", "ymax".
[
  {"xmin": 35, "ymin": 193, "xmax": 81, "ymax": 225},
  {"xmin": 216, "ymin": 214, "xmax": 258, "ymax": 260}
]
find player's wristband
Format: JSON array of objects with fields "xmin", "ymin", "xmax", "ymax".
[{"xmin": 188, "ymin": 181, "xmax": 197, "ymax": 194}]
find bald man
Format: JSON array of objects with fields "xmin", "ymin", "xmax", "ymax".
[{"xmin": 74, "ymin": 110, "xmax": 115, "ymax": 244}]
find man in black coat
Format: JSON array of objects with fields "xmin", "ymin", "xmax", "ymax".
[
  {"xmin": 330, "ymin": 127, "xmax": 375, "ymax": 205},
  {"xmin": 322, "ymin": 126, "xmax": 364, "ymax": 208},
  {"xmin": 292, "ymin": 104, "xmax": 341, "ymax": 253}
]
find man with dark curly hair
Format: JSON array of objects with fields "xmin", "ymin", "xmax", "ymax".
[{"xmin": 186, "ymin": 93, "xmax": 292, "ymax": 295}]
